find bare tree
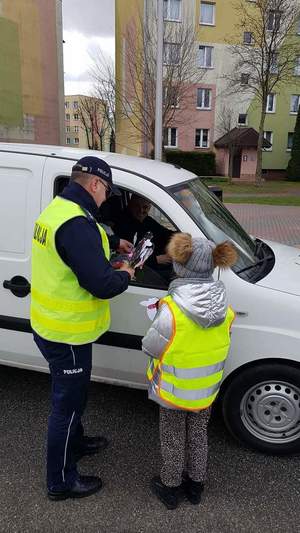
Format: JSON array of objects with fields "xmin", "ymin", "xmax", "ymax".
[
  {"xmin": 122, "ymin": 8, "xmax": 204, "ymax": 155},
  {"xmin": 216, "ymin": 104, "xmax": 237, "ymax": 183},
  {"xmin": 89, "ymin": 53, "xmax": 116, "ymax": 152},
  {"xmin": 78, "ymin": 96, "xmax": 111, "ymax": 151},
  {"xmin": 225, "ymin": 0, "xmax": 300, "ymax": 184},
  {"xmin": 90, "ymin": 6, "xmax": 203, "ymax": 157}
]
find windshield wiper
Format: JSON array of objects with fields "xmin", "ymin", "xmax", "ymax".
[{"xmin": 236, "ymin": 255, "xmax": 274, "ymax": 275}]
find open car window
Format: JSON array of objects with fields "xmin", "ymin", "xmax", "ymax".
[
  {"xmin": 103, "ymin": 187, "xmax": 177, "ymax": 290},
  {"xmin": 54, "ymin": 178, "xmax": 176, "ymax": 290}
]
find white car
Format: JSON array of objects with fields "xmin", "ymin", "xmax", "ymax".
[{"xmin": 1, "ymin": 143, "xmax": 300, "ymax": 455}]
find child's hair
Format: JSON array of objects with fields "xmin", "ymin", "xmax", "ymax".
[{"xmin": 167, "ymin": 233, "xmax": 238, "ymax": 269}]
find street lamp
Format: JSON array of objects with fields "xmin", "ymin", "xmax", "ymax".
[{"xmin": 154, "ymin": 0, "xmax": 164, "ymax": 161}]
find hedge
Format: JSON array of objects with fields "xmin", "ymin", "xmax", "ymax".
[
  {"xmin": 287, "ymin": 105, "xmax": 300, "ymax": 181},
  {"xmin": 164, "ymin": 150, "xmax": 216, "ymax": 176}
]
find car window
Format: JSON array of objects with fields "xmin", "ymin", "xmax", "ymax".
[
  {"xmin": 53, "ymin": 175, "xmax": 70, "ymax": 197},
  {"xmin": 52, "ymin": 179, "xmax": 176, "ymax": 290},
  {"xmin": 110, "ymin": 188, "xmax": 177, "ymax": 290}
]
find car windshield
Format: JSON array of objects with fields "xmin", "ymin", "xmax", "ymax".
[{"xmin": 169, "ymin": 178, "xmax": 262, "ymax": 280}]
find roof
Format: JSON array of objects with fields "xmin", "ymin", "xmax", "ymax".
[
  {"xmin": 0, "ymin": 143, "xmax": 195, "ymax": 187},
  {"xmin": 214, "ymin": 127, "xmax": 271, "ymax": 149}
]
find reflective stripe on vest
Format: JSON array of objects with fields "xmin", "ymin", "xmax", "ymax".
[
  {"xmin": 30, "ymin": 196, "xmax": 111, "ymax": 345},
  {"xmin": 147, "ymin": 295, "xmax": 234, "ymax": 411}
]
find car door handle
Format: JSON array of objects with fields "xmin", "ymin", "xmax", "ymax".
[
  {"xmin": 235, "ymin": 311, "xmax": 248, "ymax": 317},
  {"xmin": 3, "ymin": 276, "xmax": 31, "ymax": 298}
]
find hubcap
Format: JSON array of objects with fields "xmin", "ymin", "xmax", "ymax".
[{"xmin": 241, "ymin": 381, "xmax": 300, "ymax": 444}]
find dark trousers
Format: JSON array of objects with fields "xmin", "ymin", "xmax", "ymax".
[{"xmin": 33, "ymin": 333, "xmax": 92, "ymax": 492}]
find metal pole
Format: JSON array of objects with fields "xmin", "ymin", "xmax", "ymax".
[{"xmin": 155, "ymin": 0, "xmax": 164, "ymax": 161}]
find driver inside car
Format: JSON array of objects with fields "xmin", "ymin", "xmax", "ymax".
[{"xmin": 114, "ymin": 194, "xmax": 175, "ymax": 272}]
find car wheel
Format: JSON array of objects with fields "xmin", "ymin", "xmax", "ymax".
[{"xmin": 222, "ymin": 362, "xmax": 300, "ymax": 455}]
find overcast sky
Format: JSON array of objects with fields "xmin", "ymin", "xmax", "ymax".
[{"xmin": 62, "ymin": 0, "xmax": 115, "ymax": 95}]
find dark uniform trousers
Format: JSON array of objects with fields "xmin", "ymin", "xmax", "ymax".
[{"xmin": 33, "ymin": 333, "xmax": 92, "ymax": 492}]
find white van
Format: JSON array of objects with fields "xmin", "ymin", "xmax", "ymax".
[{"xmin": 1, "ymin": 143, "xmax": 300, "ymax": 455}]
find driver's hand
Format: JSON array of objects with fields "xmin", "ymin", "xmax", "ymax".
[
  {"xmin": 156, "ymin": 254, "xmax": 172, "ymax": 265},
  {"xmin": 118, "ymin": 239, "xmax": 134, "ymax": 254},
  {"xmin": 119, "ymin": 262, "xmax": 135, "ymax": 279}
]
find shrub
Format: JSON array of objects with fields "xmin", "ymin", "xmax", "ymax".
[{"xmin": 164, "ymin": 150, "xmax": 216, "ymax": 176}]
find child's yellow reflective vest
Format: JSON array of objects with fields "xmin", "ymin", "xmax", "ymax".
[{"xmin": 147, "ymin": 295, "xmax": 235, "ymax": 411}]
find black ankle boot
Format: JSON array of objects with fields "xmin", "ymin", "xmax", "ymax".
[
  {"xmin": 184, "ymin": 476, "xmax": 204, "ymax": 505},
  {"xmin": 151, "ymin": 476, "xmax": 182, "ymax": 510}
]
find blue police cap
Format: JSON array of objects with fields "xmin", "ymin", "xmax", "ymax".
[{"xmin": 72, "ymin": 156, "xmax": 121, "ymax": 196}]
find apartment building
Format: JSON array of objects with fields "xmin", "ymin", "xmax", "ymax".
[
  {"xmin": 0, "ymin": 0, "xmax": 64, "ymax": 145},
  {"xmin": 115, "ymin": 0, "xmax": 300, "ymax": 178},
  {"xmin": 65, "ymin": 95, "xmax": 111, "ymax": 151}
]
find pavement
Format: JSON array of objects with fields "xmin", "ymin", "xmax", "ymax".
[
  {"xmin": 1, "ymin": 366, "xmax": 300, "ymax": 533},
  {"xmin": 225, "ymin": 204, "xmax": 300, "ymax": 247}
]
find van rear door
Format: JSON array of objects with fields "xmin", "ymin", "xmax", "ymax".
[{"xmin": 0, "ymin": 151, "xmax": 46, "ymax": 370}]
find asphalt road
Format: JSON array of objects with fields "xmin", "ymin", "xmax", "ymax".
[{"xmin": 1, "ymin": 365, "xmax": 300, "ymax": 533}]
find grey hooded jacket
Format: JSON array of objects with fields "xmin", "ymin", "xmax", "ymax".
[{"xmin": 142, "ymin": 279, "xmax": 228, "ymax": 360}]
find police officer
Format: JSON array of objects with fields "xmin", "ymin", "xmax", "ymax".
[{"xmin": 31, "ymin": 156, "xmax": 135, "ymax": 501}]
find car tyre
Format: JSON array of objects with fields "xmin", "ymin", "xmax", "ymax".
[{"xmin": 222, "ymin": 362, "xmax": 300, "ymax": 455}]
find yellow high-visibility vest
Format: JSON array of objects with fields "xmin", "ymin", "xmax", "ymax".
[
  {"xmin": 147, "ymin": 295, "xmax": 235, "ymax": 411},
  {"xmin": 30, "ymin": 196, "xmax": 111, "ymax": 345}
]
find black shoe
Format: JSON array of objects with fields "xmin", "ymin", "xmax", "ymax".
[
  {"xmin": 48, "ymin": 475, "xmax": 102, "ymax": 501},
  {"xmin": 184, "ymin": 476, "xmax": 204, "ymax": 505},
  {"xmin": 150, "ymin": 476, "xmax": 182, "ymax": 510},
  {"xmin": 74, "ymin": 435, "xmax": 109, "ymax": 460}
]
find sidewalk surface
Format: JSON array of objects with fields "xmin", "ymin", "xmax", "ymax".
[{"xmin": 225, "ymin": 203, "xmax": 300, "ymax": 247}]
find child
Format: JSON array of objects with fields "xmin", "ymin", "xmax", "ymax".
[{"xmin": 142, "ymin": 233, "xmax": 237, "ymax": 510}]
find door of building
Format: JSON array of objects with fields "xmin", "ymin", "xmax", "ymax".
[{"xmin": 233, "ymin": 151, "xmax": 242, "ymax": 178}]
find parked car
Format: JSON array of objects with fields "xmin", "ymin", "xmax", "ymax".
[{"xmin": 1, "ymin": 143, "xmax": 300, "ymax": 455}]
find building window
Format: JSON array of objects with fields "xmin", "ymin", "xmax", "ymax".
[
  {"xmin": 65, "ymin": 113, "xmax": 70, "ymax": 120},
  {"xmin": 200, "ymin": 2, "xmax": 215, "ymax": 25},
  {"xmin": 74, "ymin": 138, "xmax": 79, "ymax": 144},
  {"xmin": 74, "ymin": 125, "xmax": 79, "ymax": 133},
  {"xmin": 164, "ymin": 127, "xmax": 178, "ymax": 147},
  {"xmin": 241, "ymin": 73, "xmax": 250, "ymax": 85},
  {"xmin": 267, "ymin": 10, "xmax": 281, "ymax": 31},
  {"xmin": 287, "ymin": 132, "xmax": 294, "ymax": 151},
  {"xmin": 163, "ymin": 86, "xmax": 178, "ymax": 107},
  {"xmin": 196, "ymin": 88, "xmax": 211, "ymax": 109},
  {"xmin": 73, "ymin": 101, "xmax": 79, "ymax": 109},
  {"xmin": 198, "ymin": 45, "xmax": 213, "ymax": 68},
  {"xmin": 66, "ymin": 137, "xmax": 71, "ymax": 144},
  {"xmin": 266, "ymin": 93, "xmax": 276, "ymax": 113},
  {"xmin": 270, "ymin": 52, "xmax": 279, "ymax": 74},
  {"xmin": 64, "ymin": 102, "xmax": 69, "ymax": 109},
  {"xmin": 195, "ymin": 128, "xmax": 209, "ymax": 148},
  {"xmin": 243, "ymin": 32, "xmax": 253, "ymax": 44},
  {"xmin": 290, "ymin": 95, "xmax": 300, "ymax": 114},
  {"xmin": 73, "ymin": 114, "xmax": 79, "ymax": 120},
  {"xmin": 238, "ymin": 113, "xmax": 247, "ymax": 125},
  {"xmin": 263, "ymin": 131, "xmax": 273, "ymax": 151},
  {"xmin": 163, "ymin": 0, "xmax": 181, "ymax": 21},
  {"xmin": 295, "ymin": 57, "xmax": 300, "ymax": 76},
  {"xmin": 66, "ymin": 126, "xmax": 70, "ymax": 133},
  {"xmin": 163, "ymin": 42, "xmax": 180, "ymax": 65}
]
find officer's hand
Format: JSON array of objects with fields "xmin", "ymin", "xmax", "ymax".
[
  {"xmin": 119, "ymin": 263, "xmax": 135, "ymax": 279},
  {"xmin": 118, "ymin": 239, "xmax": 134, "ymax": 254}
]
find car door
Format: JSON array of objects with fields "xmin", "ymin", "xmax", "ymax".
[
  {"xmin": 93, "ymin": 168, "xmax": 200, "ymax": 388},
  {"xmin": 0, "ymin": 151, "xmax": 46, "ymax": 370}
]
